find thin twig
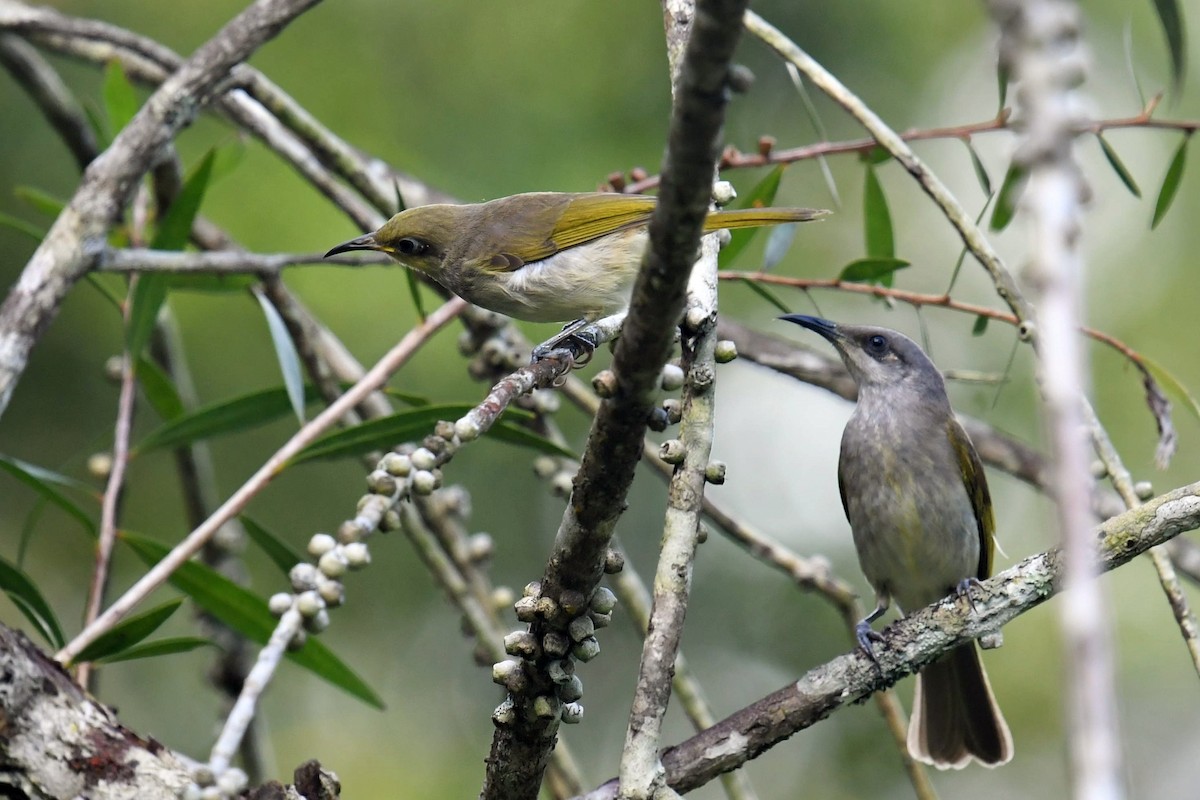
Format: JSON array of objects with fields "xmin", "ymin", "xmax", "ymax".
[{"xmin": 56, "ymin": 297, "xmax": 465, "ymax": 664}]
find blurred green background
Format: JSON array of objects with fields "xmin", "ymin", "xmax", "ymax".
[{"xmin": 1, "ymin": 1, "xmax": 1198, "ymax": 797}]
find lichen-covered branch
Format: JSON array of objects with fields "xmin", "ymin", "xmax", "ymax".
[{"xmin": 577, "ymin": 480, "xmax": 1200, "ymax": 798}]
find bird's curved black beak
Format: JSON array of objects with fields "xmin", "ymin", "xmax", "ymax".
[
  {"xmin": 325, "ymin": 233, "xmax": 381, "ymax": 259},
  {"xmin": 779, "ymin": 313, "xmax": 841, "ymax": 343}
]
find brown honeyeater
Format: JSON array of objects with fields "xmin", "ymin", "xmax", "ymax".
[{"xmin": 782, "ymin": 314, "xmax": 1013, "ymax": 769}]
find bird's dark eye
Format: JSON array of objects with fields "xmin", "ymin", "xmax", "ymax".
[
  {"xmin": 865, "ymin": 334, "xmax": 889, "ymax": 357},
  {"xmin": 396, "ymin": 237, "xmax": 427, "ymax": 256}
]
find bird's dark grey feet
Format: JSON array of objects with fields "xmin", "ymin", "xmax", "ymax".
[
  {"xmin": 531, "ymin": 319, "xmax": 598, "ymax": 366},
  {"xmin": 855, "ymin": 620, "xmax": 886, "ymax": 666},
  {"xmin": 955, "ymin": 577, "xmax": 984, "ymax": 614}
]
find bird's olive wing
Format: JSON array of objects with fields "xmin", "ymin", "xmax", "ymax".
[
  {"xmin": 947, "ymin": 419, "xmax": 995, "ymax": 579},
  {"xmin": 547, "ymin": 193, "xmax": 658, "ymax": 252}
]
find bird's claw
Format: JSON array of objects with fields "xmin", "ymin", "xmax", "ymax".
[
  {"xmin": 855, "ymin": 621, "xmax": 886, "ymax": 669},
  {"xmin": 530, "ymin": 327, "xmax": 598, "ymax": 368},
  {"xmin": 955, "ymin": 577, "xmax": 983, "ymax": 614}
]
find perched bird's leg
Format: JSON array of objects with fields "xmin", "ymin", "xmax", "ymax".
[
  {"xmin": 954, "ymin": 577, "xmax": 984, "ymax": 615},
  {"xmin": 531, "ymin": 318, "xmax": 597, "ymax": 365},
  {"xmin": 855, "ymin": 595, "xmax": 890, "ymax": 665}
]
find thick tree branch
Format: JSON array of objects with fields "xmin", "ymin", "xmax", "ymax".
[
  {"xmin": 480, "ymin": 0, "xmax": 750, "ymax": 796},
  {"xmin": 577, "ymin": 480, "xmax": 1200, "ymax": 798}
]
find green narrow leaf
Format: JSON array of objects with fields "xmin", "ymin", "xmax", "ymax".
[
  {"xmin": 862, "ymin": 165, "xmax": 894, "ymax": 261},
  {"xmin": 1096, "ymin": 134, "xmax": 1141, "ymax": 198},
  {"xmin": 1152, "ymin": 135, "xmax": 1190, "ymax": 229},
  {"xmin": 125, "ymin": 274, "xmax": 168, "ymax": 363},
  {"xmin": 1141, "ymin": 353, "xmax": 1200, "ymax": 425},
  {"xmin": 253, "ymin": 290, "xmax": 306, "ymax": 425},
  {"xmin": 292, "ymin": 405, "xmax": 478, "ymax": 464},
  {"xmin": 136, "ymin": 357, "xmax": 185, "ymax": 420},
  {"xmin": 0, "ymin": 554, "xmax": 65, "ymax": 648},
  {"xmin": 717, "ymin": 164, "xmax": 788, "ymax": 269},
  {"xmin": 861, "ymin": 147, "xmax": 892, "ymax": 166},
  {"xmin": 72, "ymin": 599, "xmax": 184, "ymax": 665},
  {"xmin": 1151, "ymin": 0, "xmax": 1186, "ymax": 93},
  {"xmin": 0, "ymin": 456, "xmax": 96, "ymax": 535},
  {"xmin": 0, "ymin": 211, "xmax": 45, "ymax": 241},
  {"xmin": 166, "ymin": 273, "xmax": 259, "ymax": 293},
  {"xmin": 85, "ymin": 273, "xmax": 127, "ymax": 312},
  {"xmin": 404, "ymin": 270, "xmax": 428, "ymax": 322},
  {"xmin": 83, "ymin": 101, "xmax": 109, "ymax": 147},
  {"xmin": 964, "ymin": 140, "xmax": 993, "ymax": 196},
  {"xmin": 784, "ymin": 62, "xmax": 841, "ymax": 208},
  {"xmin": 945, "ymin": 194, "xmax": 995, "ymax": 296},
  {"xmin": 997, "ymin": 61, "xmax": 1010, "ymax": 111},
  {"xmin": 991, "ymin": 163, "xmax": 1025, "ymax": 231},
  {"xmin": 210, "ymin": 137, "xmax": 248, "ymax": 185},
  {"xmin": 136, "ymin": 385, "xmax": 318, "ymax": 453},
  {"xmin": 14, "ymin": 186, "xmax": 66, "ymax": 217},
  {"xmin": 837, "ymin": 258, "xmax": 910, "ymax": 284},
  {"xmin": 121, "ymin": 532, "xmax": 384, "ymax": 708},
  {"xmin": 151, "ymin": 150, "xmax": 215, "ymax": 250},
  {"xmin": 1124, "ymin": 22, "xmax": 1147, "ymax": 109},
  {"xmin": 394, "ymin": 179, "xmax": 408, "ymax": 214},
  {"xmin": 95, "ymin": 636, "xmax": 215, "ymax": 664},
  {"xmin": 972, "ymin": 315, "xmax": 990, "ymax": 336},
  {"xmin": 102, "ymin": 60, "xmax": 140, "ymax": 135},
  {"xmin": 735, "ymin": 277, "xmax": 792, "ymax": 315},
  {"xmin": 241, "ymin": 516, "xmax": 305, "ymax": 577}
]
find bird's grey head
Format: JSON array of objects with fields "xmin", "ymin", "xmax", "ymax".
[{"xmin": 779, "ymin": 314, "xmax": 947, "ymax": 402}]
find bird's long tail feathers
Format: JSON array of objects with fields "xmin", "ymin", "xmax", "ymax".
[
  {"xmin": 908, "ymin": 642, "xmax": 1013, "ymax": 769},
  {"xmin": 703, "ymin": 207, "xmax": 828, "ymax": 230}
]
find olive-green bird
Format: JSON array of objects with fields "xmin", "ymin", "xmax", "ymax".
[
  {"xmin": 325, "ymin": 192, "xmax": 825, "ymax": 325},
  {"xmin": 781, "ymin": 314, "xmax": 1013, "ymax": 769}
]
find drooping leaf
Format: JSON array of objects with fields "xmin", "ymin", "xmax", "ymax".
[
  {"xmin": 837, "ymin": 258, "xmax": 910, "ymax": 284},
  {"xmin": 241, "ymin": 516, "xmax": 305, "ymax": 578},
  {"xmin": 95, "ymin": 636, "xmax": 215, "ymax": 664},
  {"xmin": 151, "ymin": 150, "xmax": 215, "ymax": 250},
  {"xmin": 785, "ymin": 62, "xmax": 841, "ymax": 208},
  {"xmin": 253, "ymin": 290, "xmax": 306, "ymax": 426},
  {"xmin": 1151, "ymin": 0, "xmax": 1186, "ymax": 94},
  {"xmin": 125, "ymin": 275, "xmax": 168, "ymax": 364},
  {"xmin": 121, "ymin": 532, "xmax": 384, "ymax": 708},
  {"xmin": 71, "ymin": 599, "xmax": 184, "ymax": 665},
  {"xmin": 1097, "ymin": 134, "xmax": 1142, "ymax": 197},
  {"xmin": 861, "ymin": 147, "xmax": 892, "ymax": 166},
  {"xmin": 0, "ymin": 211, "xmax": 45, "ymax": 241},
  {"xmin": 761, "ymin": 223, "xmax": 798, "ymax": 272},
  {"xmin": 102, "ymin": 60, "xmax": 140, "ymax": 136},
  {"xmin": 735, "ymin": 277, "xmax": 792, "ymax": 315},
  {"xmin": 0, "ymin": 554, "xmax": 65, "ymax": 648},
  {"xmin": 136, "ymin": 357, "xmax": 185, "ymax": 421},
  {"xmin": 964, "ymin": 140, "xmax": 993, "ymax": 197},
  {"xmin": 944, "ymin": 195, "xmax": 994, "ymax": 295},
  {"xmin": 862, "ymin": 165, "xmax": 894, "ymax": 260},
  {"xmin": 1152, "ymin": 135, "xmax": 1189, "ymax": 229},
  {"xmin": 14, "ymin": 186, "xmax": 66, "ymax": 218},
  {"xmin": 718, "ymin": 164, "xmax": 788, "ymax": 269},
  {"xmin": 1140, "ymin": 353, "xmax": 1200, "ymax": 468},
  {"xmin": 1124, "ymin": 22, "xmax": 1147, "ymax": 109},
  {"xmin": 0, "ymin": 456, "xmax": 96, "ymax": 535},
  {"xmin": 293, "ymin": 404, "xmax": 572, "ymax": 464},
  {"xmin": 991, "ymin": 163, "xmax": 1026, "ymax": 231},
  {"xmin": 167, "ymin": 273, "xmax": 259, "ymax": 293},
  {"xmin": 972, "ymin": 315, "xmax": 990, "ymax": 336},
  {"xmin": 996, "ymin": 61, "xmax": 1010, "ymax": 111},
  {"xmin": 136, "ymin": 385, "xmax": 319, "ymax": 453}
]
